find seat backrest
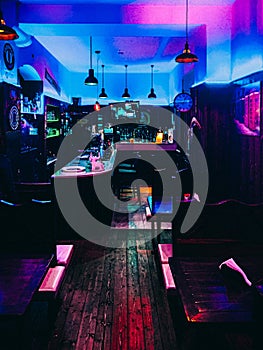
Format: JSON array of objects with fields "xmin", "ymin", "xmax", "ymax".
[
  {"xmin": 0, "ymin": 199, "xmax": 56, "ymax": 257},
  {"xmin": 182, "ymin": 200, "xmax": 263, "ymax": 242}
]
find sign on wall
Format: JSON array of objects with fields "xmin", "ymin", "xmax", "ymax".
[{"xmin": 0, "ymin": 42, "xmax": 17, "ymax": 84}]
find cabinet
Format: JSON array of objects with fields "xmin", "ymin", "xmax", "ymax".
[
  {"xmin": 46, "ymin": 105, "xmax": 61, "ymax": 139},
  {"xmin": 45, "ymin": 104, "xmax": 62, "ymax": 158},
  {"xmin": 44, "ymin": 99, "xmax": 70, "ymax": 180}
]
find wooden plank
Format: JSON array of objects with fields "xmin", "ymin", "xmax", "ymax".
[
  {"xmin": 127, "ymin": 233, "xmax": 145, "ymax": 350},
  {"xmin": 111, "ymin": 248, "xmax": 128, "ymax": 350},
  {"xmin": 93, "ymin": 249, "xmax": 115, "ymax": 350},
  {"xmin": 74, "ymin": 251, "xmax": 107, "ymax": 350},
  {"xmin": 137, "ymin": 244, "xmax": 156, "ymax": 350}
]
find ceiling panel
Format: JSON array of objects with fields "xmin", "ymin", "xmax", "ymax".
[{"xmin": 16, "ymin": 0, "xmax": 235, "ymax": 74}]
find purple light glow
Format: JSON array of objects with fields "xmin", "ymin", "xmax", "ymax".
[
  {"xmin": 257, "ymin": 0, "xmax": 263, "ymax": 34},
  {"xmin": 113, "ymin": 37, "xmax": 160, "ymax": 60},
  {"xmin": 162, "ymin": 37, "xmax": 186, "ymax": 57},
  {"xmin": 123, "ymin": 5, "xmax": 185, "ymax": 24},
  {"xmin": 232, "ymin": 0, "xmax": 251, "ymax": 38}
]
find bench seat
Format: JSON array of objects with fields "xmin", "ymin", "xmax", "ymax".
[
  {"xmin": 38, "ymin": 266, "xmax": 65, "ymax": 297},
  {"xmin": 56, "ymin": 244, "xmax": 74, "ymax": 267}
]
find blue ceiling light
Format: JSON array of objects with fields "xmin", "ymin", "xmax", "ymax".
[
  {"xmin": 99, "ymin": 64, "xmax": 108, "ymax": 98},
  {"xmin": 175, "ymin": 0, "xmax": 198, "ymax": 63},
  {"xmin": 148, "ymin": 64, "xmax": 157, "ymax": 98},
  {"xmin": 0, "ymin": 10, "xmax": 19, "ymax": 40},
  {"xmin": 122, "ymin": 64, "xmax": 130, "ymax": 98},
  {"xmin": 84, "ymin": 36, "xmax": 98, "ymax": 85}
]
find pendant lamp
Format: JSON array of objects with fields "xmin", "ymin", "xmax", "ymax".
[
  {"xmin": 99, "ymin": 65, "xmax": 108, "ymax": 98},
  {"xmin": 148, "ymin": 64, "xmax": 157, "ymax": 98},
  {"xmin": 175, "ymin": 0, "xmax": 198, "ymax": 63},
  {"xmin": 84, "ymin": 36, "xmax": 98, "ymax": 85},
  {"xmin": 0, "ymin": 10, "xmax": 19, "ymax": 40},
  {"xmin": 122, "ymin": 65, "xmax": 130, "ymax": 99}
]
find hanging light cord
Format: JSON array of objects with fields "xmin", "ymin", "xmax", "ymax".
[
  {"xmin": 102, "ymin": 65, "xmax": 105, "ymax": 87},
  {"xmin": 125, "ymin": 64, "xmax": 128, "ymax": 88},
  {"xmin": 90, "ymin": 36, "xmax": 93, "ymax": 69},
  {"xmin": 151, "ymin": 65, "xmax": 154, "ymax": 89},
  {"xmin": 96, "ymin": 52, "xmax": 99, "ymax": 99},
  {"xmin": 185, "ymin": 0, "xmax": 189, "ymax": 43}
]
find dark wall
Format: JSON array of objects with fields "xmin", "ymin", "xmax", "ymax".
[{"xmin": 191, "ymin": 82, "xmax": 263, "ymax": 203}]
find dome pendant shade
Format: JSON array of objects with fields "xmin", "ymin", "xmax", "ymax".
[
  {"xmin": 148, "ymin": 64, "xmax": 157, "ymax": 98},
  {"xmin": 99, "ymin": 64, "xmax": 108, "ymax": 98},
  {"xmin": 122, "ymin": 88, "xmax": 130, "ymax": 99},
  {"xmin": 175, "ymin": 42, "xmax": 198, "ymax": 63},
  {"xmin": 84, "ymin": 36, "xmax": 98, "ymax": 85},
  {"xmin": 175, "ymin": 0, "xmax": 198, "ymax": 64},
  {"xmin": 99, "ymin": 87, "xmax": 108, "ymax": 98},
  {"xmin": 148, "ymin": 88, "xmax": 157, "ymax": 99},
  {"xmin": 84, "ymin": 68, "xmax": 98, "ymax": 85},
  {"xmin": 0, "ymin": 12, "xmax": 19, "ymax": 40},
  {"xmin": 122, "ymin": 65, "xmax": 130, "ymax": 99}
]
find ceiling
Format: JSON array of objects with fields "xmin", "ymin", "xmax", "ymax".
[{"xmin": 16, "ymin": 0, "xmax": 236, "ymax": 74}]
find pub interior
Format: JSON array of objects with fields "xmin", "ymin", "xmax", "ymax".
[{"xmin": 1, "ymin": 0, "xmax": 263, "ymax": 349}]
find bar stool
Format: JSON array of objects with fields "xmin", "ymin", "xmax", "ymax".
[{"xmin": 112, "ymin": 159, "xmax": 138, "ymax": 201}]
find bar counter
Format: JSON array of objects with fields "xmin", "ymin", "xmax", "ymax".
[
  {"xmin": 52, "ymin": 141, "xmax": 177, "ymax": 179},
  {"xmin": 52, "ymin": 147, "xmax": 116, "ymax": 178}
]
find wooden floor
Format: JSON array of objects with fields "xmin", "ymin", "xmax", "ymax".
[
  {"xmin": 39, "ymin": 187, "xmax": 177, "ymax": 350},
  {"xmin": 44, "ymin": 236, "xmax": 176, "ymax": 350}
]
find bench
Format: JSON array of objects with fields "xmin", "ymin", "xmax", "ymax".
[
  {"xmin": 169, "ymin": 254, "xmax": 263, "ymax": 350},
  {"xmin": 0, "ymin": 255, "xmax": 54, "ymax": 348},
  {"xmin": 0, "ymin": 195, "xmax": 70, "ymax": 345},
  {"xmin": 167, "ymin": 201, "xmax": 263, "ymax": 349}
]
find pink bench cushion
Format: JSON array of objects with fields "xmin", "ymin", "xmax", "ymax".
[
  {"xmin": 56, "ymin": 244, "xmax": 74, "ymax": 266},
  {"xmin": 158, "ymin": 243, "xmax": 173, "ymax": 264},
  {"xmin": 39, "ymin": 266, "xmax": 65, "ymax": 292},
  {"xmin": 161, "ymin": 263, "xmax": 176, "ymax": 290}
]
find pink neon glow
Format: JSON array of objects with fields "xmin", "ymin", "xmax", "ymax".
[
  {"xmin": 258, "ymin": 0, "xmax": 263, "ymax": 34},
  {"xmin": 123, "ymin": 4, "xmax": 229, "ymax": 28},
  {"xmin": 232, "ymin": 0, "xmax": 251, "ymax": 38},
  {"xmin": 162, "ymin": 37, "xmax": 186, "ymax": 57},
  {"xmin": 123, "ymin": 5, "xmax": 184, "ymax": 24}
]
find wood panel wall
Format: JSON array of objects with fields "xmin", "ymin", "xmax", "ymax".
[{"xmin": 190, "ymin": 83, "xmax": 262, "ymax": 203}]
